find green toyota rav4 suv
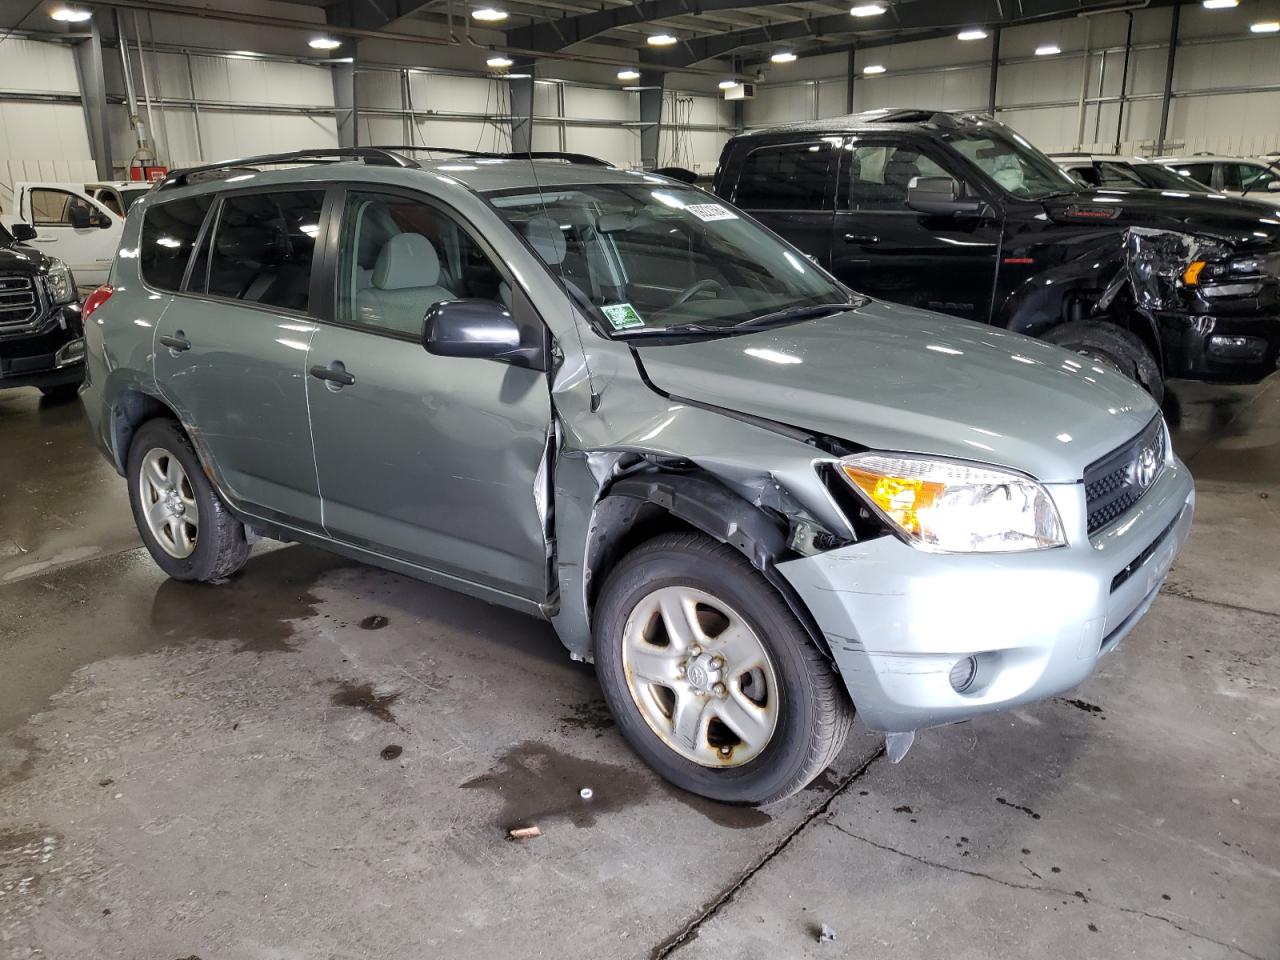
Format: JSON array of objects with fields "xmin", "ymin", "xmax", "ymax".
[{"xmin": 80, "ymin": 148, "xmax": 1194, "ymax": 804}]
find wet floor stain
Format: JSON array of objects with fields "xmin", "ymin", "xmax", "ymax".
[
  {"xmin": 359, "ymin": 615, "xmax": 389, "ymax": 630},
  {"xmin": 380, "ymin": 744, "xmax": 403, "ymax": 760},
  {"xmin": 893, "ymin": 804, "xmax": 913, "ymax": 814},
  {"xmin": 331, "ymin": 681, "xmax": 402, "ymax": 726},
  {"xmin": 0, "ymin": 732, "xmax": 39, "ymax": 790},
  {"xmin": 557, "ymin": 697, "xmax": 616, "ymax": 736},
  {"xmin": 804, "ymin": 768, "xmax": 841, "ymax": 793},
  {"xmin": 996, "ymin": 797, "xmax": 1042, "ymax": 820},
  {"xmin": 1058, "ymin": 698, "xmax": 1106, "ymax": 718}
]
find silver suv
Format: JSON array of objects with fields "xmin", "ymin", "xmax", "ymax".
[{"xmin": 80, "ymin": 148, "xmax": 1195, "ymax": 804}]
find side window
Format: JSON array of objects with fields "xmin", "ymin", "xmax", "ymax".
[
  {"xmin": 1096, "ymin": 162, "xmax": 1146, "ymax": 188},
  {"xmin": 207, "ymin": 191, "xmax": 324, "ymax": 312},
  {"xmin": 140, "ymin": 195, "xmax": 215, "ymax": 292},
  {"xmin": 98, "ymin": 191, "xmax": 124, "ymax": 218},
  {"xmin": 1173, "ymin": 163, "xmax": 1214, "ymax": 187},
  {"xmin": 337, "ymin": 191, "xmax": 505, "ymax": 337},
  {"xmin": 733, "ymin": 142, "xmax": 834, "ymax": 211},
  {"xmin": 842, "ymin": 143, "xmax": 953, "ymax": 212},
  {"xmin": 1223, "ymin": 163, "xmax": 1278, "ymax": 193},
  {"xmin": 30, "ymin": 189, "xmax": 97, "ymax": 227}
]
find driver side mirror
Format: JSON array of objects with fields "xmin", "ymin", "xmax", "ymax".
[
  {"xmin": 68, "ymin": 204, "xmax": 92, "ymax": 229},
  {"xmin": 907, "ymin": 176, "xmax": 986, "ymax": 216},
  {"xmin": 1267, "ymin": 180, "xmax": 1280, "ymax": 193},
  {"xmin": 11, "ymin": 223, "xmax": 36, "ymax": 243},
  {"xmin": 423, "ymin": 298, "xmax": 544, "ymax": 369}
]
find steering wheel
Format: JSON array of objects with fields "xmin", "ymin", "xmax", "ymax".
[{"xmin": 671, "ymin": 278, "xmax": 723, "ymax": 307}]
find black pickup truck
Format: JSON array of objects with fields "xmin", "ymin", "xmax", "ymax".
[
  {"xmin": 0, "ymin": 223, "xmax": 84, "ymax": 400},
  {"xmin": 713, "ymin": 109, "xmax": 1280, "ymax": 402}
]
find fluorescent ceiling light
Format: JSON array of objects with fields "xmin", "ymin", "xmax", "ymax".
[
  {"xmin": 771, "ymin": 51, "xmax": 797, "ymax": 63},
  {"xmin": 958, "ymin": 28, "xmax": 988, "ymax": 40},
  {"xmin": 1202, "ymin": 0, "xmax": 1238, "ymax": 8},
  {"xmin": 647, "ymin": 34, "xmax": 678, "ymax": 46},
  {"xmin": 618, "ymin": 68, "xmax": 641, "ymax": 80},
  {"xmin": 718, "ymin": 79, "xmax": 739, "ymax": 89},
  {"xmin": 849, "ymin": 4, "xmax": 886, "ymax": 15},
  {"xmin": 50, "ymin": 6, "xmax": 92, "ymax": 21},
  {"xmin": 1251, "ymin": 19, "xmax": 1280, "ymax": 32},
  {"xmin": 863, "ymin": 64, "xmax": 885, "ymax": 74},
  {"xmin": 1035, "ymin": 44, "xmax": 1061, "ymax": 55},
  {"xmin": 487, "ymin": 56, "xmax": 514, "ymax": 68},
  {"xmin": 472, "ymin": 7, "xmax": 508, "ymax": 21},
  {"xmin": 309, "ymin": 37, "xmax": 341, "ymax": 50}
]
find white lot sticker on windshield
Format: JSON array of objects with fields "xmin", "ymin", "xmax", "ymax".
[
  {"xmin": 602, "ymin": 303, "xmax": 646, "ymax": 330},
  {"xmin": 685, "ymin": 203, "xmax": 738, "ymax": 222}
]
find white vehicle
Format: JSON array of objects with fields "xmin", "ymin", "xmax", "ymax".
[
  {"xmin": 85, "ymin": 181, "xmax": 153, "ymax": 218},
  {"xmin": 0, "ymin": 182, "xmax": 124, "ymax": 288},
  {"xmin": 1154, "ymin": 154, "xmax": 1280, "ymax": 207},
  {"xmin": 1049, "ymin": 153, "xmax": 1215, "ymax": 194}
]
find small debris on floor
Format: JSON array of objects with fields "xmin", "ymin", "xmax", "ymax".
[
  {"xmin": 579, "ymin": 787, "xmax": 593, "ymax": 800},
  {"xmin": 97, "ymin": 778, "xmax": 113, "ymax": 787},
  {"xmin": 380, "ymin": 744, "xmax": 403, "ymax": 760},
  {"xmin": 359, "ymin": 615, "xmax": 389, "ymax": 630},
  {"xmin": 508, "ymin": 826, "xmax": 542, "ymax": 841},
  {"xmin": 818, "ymin": 923, "xmax": 837, "ymax": 944}
]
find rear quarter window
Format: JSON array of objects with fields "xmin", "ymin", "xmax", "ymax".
[
  {"xmin": 140, "ymin": 196, "xmax": 214, "ymax": 292},
  {"xmin": 732, "ymin": 141, "xmax": 834, "ymax": 210}
]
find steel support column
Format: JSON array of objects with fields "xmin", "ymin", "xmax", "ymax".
[
  {"xmin": 846, "ymin": 47, "xmax": 856, "ymax": 113},
  {"xmin": 1156, "ymin": 3, "xmax": 1181, "ymax": 155},
  {"xmin": 73, "ymin": 20, "xmax": 113, "ymax": 179},
  {"xmin": 639, "ymin": 66, "xmax": 665, "ymax": 170},
  {"xmin": 333, "ymin": 57, "xmax": 358, "ymax": 147},
  {"xmin": 509, "ymin": 60, "xmax": 535, "ymax": 154},
  {"xmin": 988, "ymin": 27, "xmax": 1001, "ymax": 116},
  {"xmin": 1113, "ymin": 12, "xmax": 1134, "ymax": 154}
]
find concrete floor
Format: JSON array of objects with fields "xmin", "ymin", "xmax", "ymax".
[{"xmin": 0, "ymin": 378, "xmax": 1277, "ymax": 960}]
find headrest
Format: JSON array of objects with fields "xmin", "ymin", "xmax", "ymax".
[
  {"xmin": 373, "ymin": 233, "xmax": 441, "ymax": 290},
  {"xmin": 524, "ymin": 215, "xmax": 566, "ymax": 266}
]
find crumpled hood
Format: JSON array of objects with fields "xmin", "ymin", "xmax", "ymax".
[{"xmin": 633, "ymin": 301, "xmax": 1158, "ymax": 482}]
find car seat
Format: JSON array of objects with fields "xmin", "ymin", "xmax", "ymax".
[{"xmin": 355, "ymin": 233, "xmax": 453, "ymax": 335}]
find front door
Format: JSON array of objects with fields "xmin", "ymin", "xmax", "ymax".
[
  {"xmin": 151, "ymin": 188, "xmax": 327, "ymax": 530},
  {"xmin": 726, "ymin": 138, "xmax": 838, "ymax": 268},
  {"xmin": 23, "ymin": 186, "xmax": 119, "ymax": 287},
  {"xmin": 829, "ymin": 139, "xmax": 1003, "ymax": 322},
  {"xmin": 305, "ymin": 189, "xmax": 552, "ymax": 603}
]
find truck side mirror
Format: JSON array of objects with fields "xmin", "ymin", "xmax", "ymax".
[
  {"xmin": 907, "ymin": 176, "xmax": 985, "ymax": 216},
  {"xmin": 1267, "ymin": 180, "xmax": 1280, "ymax": 193},
  {"xmin": 68, "ymin": 204, "xmax": 92, "ymax": 229},
  {"xmin": 11, "ymin": 223, "xmax": 37, "ymax": 243}
]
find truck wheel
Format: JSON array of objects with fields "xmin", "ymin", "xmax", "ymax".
[
  {"xmin": 126, "ymin": 417, "xmax": 250, "ymax": 582},
  {"xmin": 593, "ymin": 532, "xmax": 852, "ymax": 805},
  {"xmin": 1042, "ymin": 321, "xmax": 1164, "ymax": 405}
]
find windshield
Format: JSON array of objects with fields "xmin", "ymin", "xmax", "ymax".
[
  {"xmin": 944, "ymin": 125, "xmax": 1080, "ymax": 200},
  {"xmin": 485, "ymin": 183, "xmax": 851, "ymax": 336}
]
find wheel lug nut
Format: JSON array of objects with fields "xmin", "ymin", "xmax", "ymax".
[
  {"xmin": 689, "ymin": 644, "xmax": 702, "ymax": 656},
  {"xmin": 710, "ymin": 657, "xmax": 723, "ymax": 670},
  {"xmin": 713, "ymin": 682, "xmax": 727, "ymax": 697}
]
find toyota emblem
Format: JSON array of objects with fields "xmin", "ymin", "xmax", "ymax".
[{"xmin": 1136, "ymin": 443, "xmax": 1159, "ymax": 489}]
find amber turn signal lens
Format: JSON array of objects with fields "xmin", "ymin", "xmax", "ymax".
[
  {"xmin": 841, "ymin": 465, "xmax": 944, "ymax": 537},
  {"xmin": 1182, "ymin": 260, "xmax": 1206, "ymax": 285}
]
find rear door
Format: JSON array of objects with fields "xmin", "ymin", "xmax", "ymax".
[
  {"xmin": 724, "ymin": 139, "xmax": 837, "ymax": 267},
  {"xmin": 829, "ymin": 137, "xmax": 1002, "ymax": 321},
  {"xmin": 303, "ymin": 187, "xmax": 552, "ymax": 602},
  {"xmin": 22, "ymin": 186, "xmax": 120, "ymax": 286},
  {"xmin": 151, "ymin": 188, "xmax": 327, "ymax": 531}
]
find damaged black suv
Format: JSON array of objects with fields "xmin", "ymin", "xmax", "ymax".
[
  {"xmin": 714, "ymin": 109, "xmax": 1280, "ymax": 402},
  {"xmin": 0, "ymin": 223, "xmax": 84, "ymax": 400}
]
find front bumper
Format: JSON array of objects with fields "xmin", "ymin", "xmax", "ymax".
[
  {"xmin": 778, "ymin": 458, "xmax": 1195, "ymax": 733},
  {"xmin": 1158, "ymin": 310, "xmax": 1280, "ymax": 384}
]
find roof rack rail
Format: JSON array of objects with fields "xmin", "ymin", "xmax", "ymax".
[
  {"xmin": 158, "ymin": 148, "xmax": 419, "ymax": 190},
  {"xmin": 373, "ymin": 145, "xmax": 612, "ymax": 167}
]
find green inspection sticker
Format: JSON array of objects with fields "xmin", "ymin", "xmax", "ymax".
[{"xmin": 602, "ymin": 303, "xmax": 646, "ymax": 330}]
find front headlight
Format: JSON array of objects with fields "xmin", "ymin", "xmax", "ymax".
[
  {"xmin": 840, "ymin": 454, "xmax": 1066, "ymax": 553},
  {"xmin": 46, "ymin": 260, "xmax": 78, "ymax": 305}
]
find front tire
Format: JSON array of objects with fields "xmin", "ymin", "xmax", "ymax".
[
  {"xmin": 593, "ymin": 532, "xmax": 852, "ymax": 805},
  {"xmin": 126, "ymin": 417, "xmax": 250, "ymax": 582},
  {"xmin": 1042, "ymin": 321, "xmax": 1164, "ymax": 405}
]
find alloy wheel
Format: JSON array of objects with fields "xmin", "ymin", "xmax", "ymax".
[{"xmin": 138, "ymin": 447, "xmax": 200, "ymax": 559}]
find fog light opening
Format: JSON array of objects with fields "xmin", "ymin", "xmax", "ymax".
[{"xmin": 949, "ymin": 656, "xmax": 978, "ymax": 693}]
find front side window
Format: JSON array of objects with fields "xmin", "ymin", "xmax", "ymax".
[
  {"xmin": 140, "ymin": 196, "xmax": 214, "ymax": 292},
  {"xmin": 487, "ymin": 183, "xmax": 852, "ymax": 336},
  {"xmin": 1095, "ymin": 162, "xmax": 1146, "ymax": 189},
  {"xmin": 1224, "ymin": 163, "xmax": 1279, "ymax": 193},
  {"xmin": 206, "ymin": 191, "xmax": 324, "ymax": 312},
  {"xmin": 843, "ymin": 143, "xmax": 953, "ymax": 211},
  {"xmin": 337, "ymin": 191, "xmax": 505, "ymax": 337},
  {"xmin": 30, "ymin": 189, "xmax": 98, "ymax": 227},
  {"xmin": 733, "ymin": 142, "xmax": 834, "ymax": 210},
  {"xmin": 942, "ymin": 125, "xmax": 1078, "ymax": 200}
]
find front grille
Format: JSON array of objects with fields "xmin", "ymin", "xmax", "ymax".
[
  {"xmin": 0, "ymin": 275, "xmax": 41, "ymax": 335},
  {"xmin": 1084, "ymin": 416, "xmax": 1165, "ymax": 536},
  {"xmin": 1110, "ymin": 513, "xmax": 1180, "ymax": 593}
]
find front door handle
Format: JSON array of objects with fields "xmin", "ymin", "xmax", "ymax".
[
  {"xmin": 159, "ymin": 332, "xmax": 191, "ymax": 353},
  {"xmin": 843, "ymin": 233, "xmax": 880, "ymax": 244},
  {"xmin": 310, "ymin": 361, "xmax": 355, "ymax": 389}
]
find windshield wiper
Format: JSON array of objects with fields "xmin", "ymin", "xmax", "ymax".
[
  {"xmin": 733, "ymin": 300, "xmax": 860, "ymax": 330},
  {"xmin": 614, "ymin": 322, "xmax": 731, "ymax": 339}
]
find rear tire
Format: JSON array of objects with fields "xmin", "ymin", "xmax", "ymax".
[
  {"xmin": 127, "ymin": 417, "xmax": 250, "ymax": 582},
  {"xmin": 1042, "ymin": 321, "xmax": 1164, "ymax": 406},
  {"xmin": 593, "ymin": 532, "xmax": 852, "ymax": 805}
]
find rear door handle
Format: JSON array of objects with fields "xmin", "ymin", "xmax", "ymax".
[
  {"xmin": 159, "ymin": 333, "xmax": 191, "ymax": 353},
  {"xmin": 310, "ymin": 362, "xmax": 355, "ymax": 388},
  {"xmin": 843, "ymin": 233, "xmax": 880, "ymax": 244}
]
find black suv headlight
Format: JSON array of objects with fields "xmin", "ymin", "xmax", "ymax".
[{"xmin": 45, "ymin": 260, "xmax": 78, "ymax": 305}]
